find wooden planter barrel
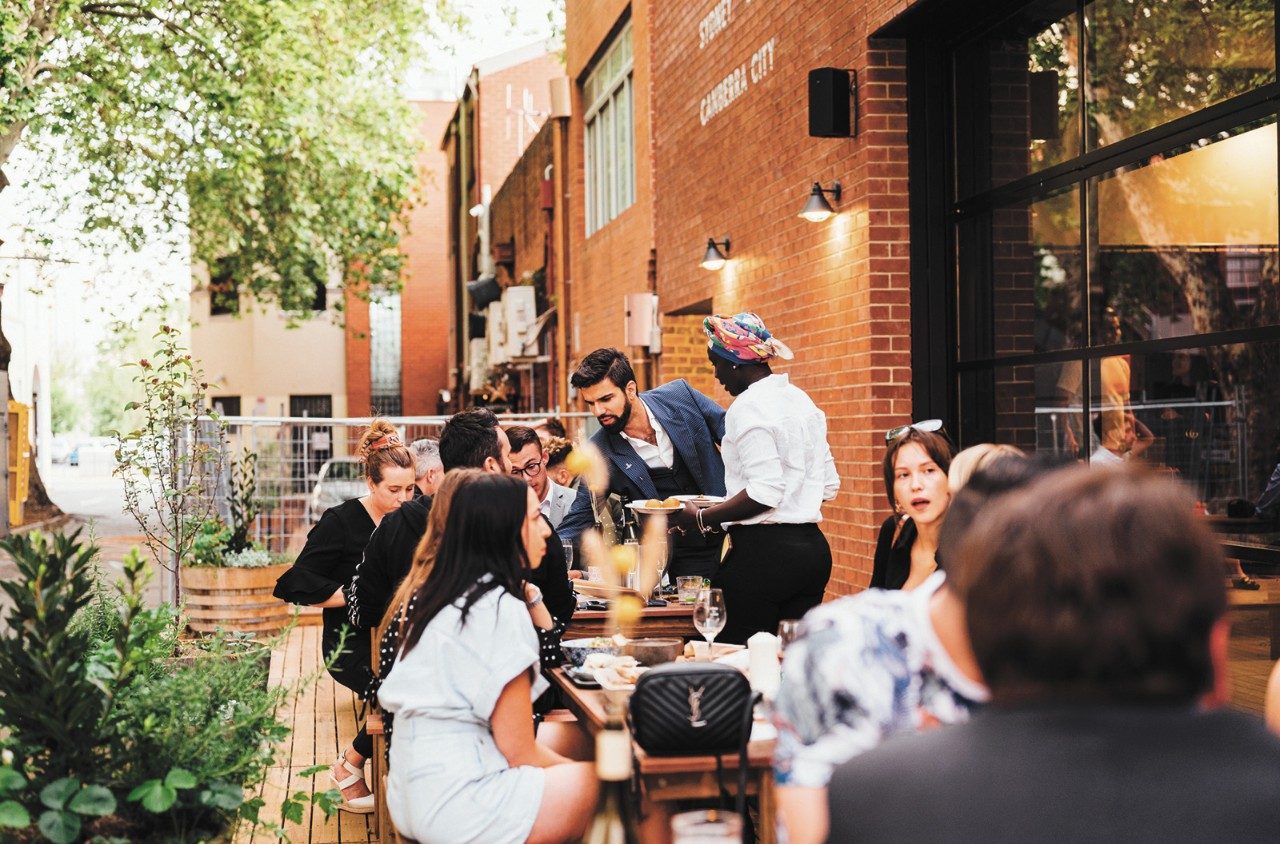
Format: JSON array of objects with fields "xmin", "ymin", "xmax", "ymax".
[{"xmin": 182, "ymin": 563, "xmax": 295, "ymax": 636}]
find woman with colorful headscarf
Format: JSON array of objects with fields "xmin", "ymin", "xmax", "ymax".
[{"xmin": 678, "ymin": 313, "xmax": 840, "ymax": 643}]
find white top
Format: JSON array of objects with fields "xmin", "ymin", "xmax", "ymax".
[
  {"xmin": 721, "ymin": 374, "xmax": 839, "ymax": 526},
  {"xmin": 1090, "ymin": 445, "xmax": 1125, "ymax": 465},
  {"xmin": 620, "ymin": 399, "xmax": 674, "ymax": 470},
  {"xmin": 378, "ymin": 579, "xmax": 548, "ymax": 723}
]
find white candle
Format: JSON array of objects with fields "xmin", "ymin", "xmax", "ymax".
[{"xmin": 747, "ymin": 632, "xmax": 781, "ymax": 698}]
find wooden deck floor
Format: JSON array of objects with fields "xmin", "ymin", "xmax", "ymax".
[
  {"xmin": 1227, "ymin": 576, "xmax": 1280, "ymax": 717},
  {"xmin": 235, "ymin": 625, "xmax": 377, "ymax": 843}
]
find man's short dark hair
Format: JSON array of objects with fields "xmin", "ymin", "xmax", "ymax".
[
  {"xmin": 505, "ymin": 425, "xmax": 541, "ymax": 455},
  {"xmin": 571, "ymin": 348, "xmax": 636, "ymax": 391},
  {"xmin": 953, "ymin": 465, "xmax": 1227, "ymax": 706},
  {"xmin": 439, "ymin": 408, "xmax": 502, "ymax": 471}
]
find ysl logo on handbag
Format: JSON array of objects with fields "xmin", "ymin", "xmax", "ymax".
[{"xmin": 688, "ymin": 685, "xmax": 707, "ymax": 728}]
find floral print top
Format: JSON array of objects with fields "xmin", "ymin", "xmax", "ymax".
[{"xmin": 772, "ymin": 572, "xmax": 989, "ymax": 788}]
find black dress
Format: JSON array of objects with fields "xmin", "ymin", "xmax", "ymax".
[
  {"xmin": 869, "ymin": 515, "xmax": 917, "ymax": 590},
  {"xmin": 274, "ymin": 497, "xmax": 375, "ymax": 695}
]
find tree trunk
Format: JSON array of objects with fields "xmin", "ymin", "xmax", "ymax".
[{"xmin": 0, "ymin": 180, "xmax": 64, "ymax": 522}]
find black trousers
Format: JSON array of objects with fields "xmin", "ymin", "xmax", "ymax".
[
  {"xmin": 329, "ymin": 651, "xmax": 374, "ymax": 759},
  {"xmin": 712, "ymin": 523, "xmax": 832, "ymax": 646}
]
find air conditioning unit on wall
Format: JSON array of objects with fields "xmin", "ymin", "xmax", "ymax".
[
  {"xmin": 487, "ymin": 300, "xmax": 508, "ymax": 365},
  {"xmin": 504, "ymin": 286, "xmax": 538, "ymax": 357},
  {"xmin": 624, "ymin": 293, "xmax": 661, "ymax": 353}
]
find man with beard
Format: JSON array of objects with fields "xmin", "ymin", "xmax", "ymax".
[{"xmin": 558, "ymin": 347, "xmax": 727, "ymax": 581}]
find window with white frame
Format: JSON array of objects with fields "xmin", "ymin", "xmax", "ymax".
[{"xmin": 583, "ymin": 21, "xmax": 634, "ymax": 236}]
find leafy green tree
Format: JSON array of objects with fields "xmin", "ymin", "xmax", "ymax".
[
  {"xmin": 2, "ymin": 0, "xmax": 438, "ymax": 314},
  {"xmin": 48, "ymin": 376, "xmax": 77, "ymax": 435}
]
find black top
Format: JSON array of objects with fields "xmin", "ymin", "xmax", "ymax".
[
  {"xmin": 869, "ymin": 514, "xmax": 916, "ymax": 590},
  {"xmin": 348, "ymin": 494, "xmax": 574, "ymax": 671},
  {"xmin": 829, "ymin": 705, "xmax": 1280, "ymax": 842},
  {"xmin": 348, "ymin": 496, "xmax": 433, "ymax": 630},
  {"xmin": 273, "ymin": 497, "xmax": 375, "ymax": 664}
]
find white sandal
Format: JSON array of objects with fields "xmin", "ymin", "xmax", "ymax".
[{"xmin": 331, "ymin": 755, "xmax": 375, "ymax": 814}]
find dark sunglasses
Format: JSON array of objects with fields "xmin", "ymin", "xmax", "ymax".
[{"xmin": 885, "ymin": 419, "xmax": 946, "ymax": 443}]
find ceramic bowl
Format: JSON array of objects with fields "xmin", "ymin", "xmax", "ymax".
[
  {"xmin": 560, "ymin": 637, "xmax": 620, "ymax": 668},
  {"xmin": 622, "ymin": 637, "xmax": 684, "ymax": 666}
]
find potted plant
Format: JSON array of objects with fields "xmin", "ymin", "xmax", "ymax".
[{"xmin": 181, "ymin": 450, "xmax": 298, "ymax": 636}]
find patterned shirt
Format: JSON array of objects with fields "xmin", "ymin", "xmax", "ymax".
[{"xmin": 772, "ymin": 572, "xmax": 988, "ymax": 788}]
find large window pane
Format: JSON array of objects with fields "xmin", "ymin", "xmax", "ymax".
[
  {"xmin": 959, "ymin": 361, "xmax": 1087, "ymax": 457},
  {"xmin": 956, "ymin": 3, "xmax": 1080, "ymax": 193},
  {"xmin": 1091, "ymin": 120, "xmax": 1279, "ymax": 344},
  {"xmin": 1086, "ymin": 0, "xmax": 1275, "ymax": 151},
  {"xmin": 957, "ymin": 186, "xmax": 1084, "ymax": 360},
  {"xmin": 1084, "ymin": 342, "xmax": 1280, "ymax": 511}
]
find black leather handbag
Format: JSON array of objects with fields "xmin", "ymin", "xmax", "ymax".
[{"xmin": 629, "ymin": 662, "xmax": 760, "ymax": 834}]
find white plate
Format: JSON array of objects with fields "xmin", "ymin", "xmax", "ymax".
[
  {"xmin": 625, "ymin": 501, "xmax": 682, "ymax": 515},
  {"xmin": 674, "ymin": 494, "xmax": 725, "ymax": 505},
  {"xmin": 593, "ymin": 663, "xmax": 648, "ymax": 691}
]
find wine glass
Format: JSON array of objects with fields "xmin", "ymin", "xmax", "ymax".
[{"xmin": 693, "ymin": 588, "xmax": 726, "ymax": 660}]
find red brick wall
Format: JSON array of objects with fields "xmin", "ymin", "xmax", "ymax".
[
  {"xmin": 566, "ymin": 1, "xmax": 656, "ymax": 384},
  {"xmin": 649, "ymin": 0, "xmax": 919, "ymax": 595},
  {"xmin": 344, "ymin": 286, "xmax": 371, "ymax": 416},
  {"xmin": 491, "ymin": 124, "xmax": 554, "ymax": 289},
  {"xmin": 401, "ymin": 100, "xmax": 456, "ymax": 415},
  {"xmin": 477, "ymin": 54, "xmax": 564, "ymax": 197},
  {"xmin": 660, "ymin": 314, "xmax": 719, "ymax": 400}
]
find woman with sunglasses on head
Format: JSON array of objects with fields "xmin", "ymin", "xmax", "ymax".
[
  {"xmin": 273, "ymin": 419, "xmax": 417, "ymax": 812},
  {"xmin": 675, "ymin": 312, "xmax": 839, "ymax": 645},
  {"xmin": 872, "ymin": 420, "xmax": 956, "ymax": 590},
  {"xmin": 375, "ymin": 471, "xmax": 596, "ymax": 843}
]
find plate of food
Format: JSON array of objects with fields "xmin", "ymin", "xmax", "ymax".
[
  {"xmin": 673, "ymin": 494, "xmax": 726, "ymax": 506},
  {"xmin": 626, "ymin": 497, "xmax": 683, "ymax": 515},
  {"xmin": 587, "ymin": 654, "xmax": 649, "ymax": 691}
]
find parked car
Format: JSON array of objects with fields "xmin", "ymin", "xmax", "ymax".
[
  {"xmin": 50, "ymin": 436, "xmax": 74, "ymax": 464},
  {"xmin": 307, "ymin": 457, "xmax": 365, "ymax": 522}
]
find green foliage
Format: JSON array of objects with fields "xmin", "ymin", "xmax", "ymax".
[
  {"xmin": 227, "ymin": 448, "xmax": 260, "ymax": 554},
  {"xmin": 187, "ymin": 518, "xmax": 231, "ymax": 567},
  {"xmin": 0, "ymin": 530, "xmax": 103, "ymax": 782},
  {"xmin": 113, "ymin": 326, "xmax": 226, "ymax": 602},
  {"xmin": 49, "ymin": 377, "xmax": 79, "ymax": 435},
  {"xmin": 0, "ymin": 530, "xmax": 335, "ymax": 840},
  {"xmin": 4, "ymin": 0, "xmax": 441, "ymax": 319}
]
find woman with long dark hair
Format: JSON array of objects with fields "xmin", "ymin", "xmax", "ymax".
[
  {"xmin": 273, "ymin": 419, "xmax": 416, "ymax": 812},
  {"xmin": 376, "ymin": 472, "xmax": 596, "ymax": 843}
]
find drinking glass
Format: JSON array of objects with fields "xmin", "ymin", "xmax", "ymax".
[
  {"xmin": 561, "ymin": 540, "xmax": 574, "ymax": 570},
  {"xmin": 672, "ymin": 808, "xmax": 742, "ymax": 843},
  {"xmin": 677, "ymin": 576, "xmax": 704, "ymax": 604},
  {"xmin": 777, "ymin": 619, "xmax": 801, "ymax": 656},
  {"xmin": 693, "ymin": 588, "xmax": 727, "ymax": 659}
]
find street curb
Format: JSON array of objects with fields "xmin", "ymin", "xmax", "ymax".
[{"xmin": 11, "ymin": 513, "xmax": 74, "ymax": 536}]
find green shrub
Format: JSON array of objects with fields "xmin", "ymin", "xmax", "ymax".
[{"xmin": 0, "ymin": 531, "xmax": 336, "ymax": 842}]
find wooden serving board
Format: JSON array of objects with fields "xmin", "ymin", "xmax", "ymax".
[{"xmin": 573, "ymin": 580, "xmax": 647, "ymax": 601}]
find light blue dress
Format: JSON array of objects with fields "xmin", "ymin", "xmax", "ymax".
[{"xmin": 378, "ymin": 580, "xmax": 548, "ymax": 843}]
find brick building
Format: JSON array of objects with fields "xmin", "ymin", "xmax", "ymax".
[
  {"xmin": 345, "ymin": 99, "xmax": 456, "ymax": 417},
  {"xmin": 441, "ymin": 42, "xmax": 565, "ymax": 407},
  {"xmin": 557, "ymin": 0, "xmax": 1280, "ymax": 590}
]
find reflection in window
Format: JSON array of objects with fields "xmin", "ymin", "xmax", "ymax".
[
  {"xmin": 1087, "ymin": 0, "xmax": 1276, "ymax": 150},
  {"xmin": 370, "ymin": 293, "xmax": 403, "ymax": 415},
  {"xmin": 1092, "ymin": 121, "xmax": 1279, "ymax": 343},
  {"xmin": 959, "ymin": 0, "xmax": 1275, "ymax": 192}
]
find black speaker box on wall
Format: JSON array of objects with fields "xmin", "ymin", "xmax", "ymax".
[{"xmin": 808, "ymin": 67, "xmax": 854, "ymax": 138}]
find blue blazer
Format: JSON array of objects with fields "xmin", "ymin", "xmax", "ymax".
[{"xmin": 558, "ymin": 379, "xmax": 727, "ymax": 541}]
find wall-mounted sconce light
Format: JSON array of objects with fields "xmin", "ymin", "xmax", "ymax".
[
  {"xmin": 799, "ymin": 181, "xmax": 842, "ymax": 222},
  {"xmin": 700, "ymin": 237, "xmax": 731, "ymax": 271}
]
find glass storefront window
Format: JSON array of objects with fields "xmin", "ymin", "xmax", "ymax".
[
  {"xmin": 957, "ymin": 186, "xmax": 1084, "ymax": 360},
  {"xmin": 959, "ymin": 0, "xmax": 1275, "ymax": 194},
  {"xmin": 1090, "ymin": 120, "xmax": 1279, "ymax": 344},
  {"xmin": 959, "ymin": 361, "xmax": 1087, "ymax": 457},
  {"xmin": 1086, "ymin": 0, "xmax": 1276, "ymax": 151}
]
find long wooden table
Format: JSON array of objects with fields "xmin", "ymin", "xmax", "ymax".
[
  {"xmin": 550, "ymin": 667, "xmax": 776, "ymax": 843},
  {"xmin": 565, "ymin": 602, "xmax": 699, "ymax": 640}
]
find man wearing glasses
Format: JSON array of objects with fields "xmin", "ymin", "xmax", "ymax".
[{"xmin": 506, "ymin": 425, "xmax": 576, "ymax": 530}]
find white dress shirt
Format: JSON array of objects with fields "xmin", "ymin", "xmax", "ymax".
[
  {"xmin": 620, "ymin": 399, "xmax": 674, "ymax": 470},
  {"xmin": 721, "ymin": 374, "xmax": 839, "ymax": 526}
]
